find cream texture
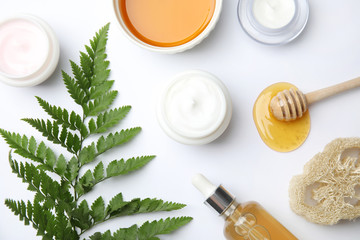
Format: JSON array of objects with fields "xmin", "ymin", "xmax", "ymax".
[
  {"xmin": 0, "ymin": 19, "xmax": 49, "ymax": 77},
  {"xmin": 163, "ymin": 73, "xmax": 226, "ymax": 139},
  {"xmin": 252, "ymin": 0, "xmax": 296, "ymax": 29}
]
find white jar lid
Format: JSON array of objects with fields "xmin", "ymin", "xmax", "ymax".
[
  {"xmin": 157, "ymin": 70, "xmax": 232, "ymax": 145},
  {"xmin": 0, "ymin": 14, "xmax": 60, "ymax": 87},
  {"xmin": 112, "ymin": 0, "xmax": 223, "ymax": 54}
]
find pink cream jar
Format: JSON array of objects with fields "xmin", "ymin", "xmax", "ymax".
[{"xmin": 0, "ymin": 14, "xmax": 60, "ymax": 87}]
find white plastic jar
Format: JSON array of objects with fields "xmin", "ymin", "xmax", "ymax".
[
  {"xmin": 0, "ymin": 14, "xmax": 60, "ymax": 87},
  {"xmin": 157, "ymin": 70, "xmax": 232, "ymax": 145}
]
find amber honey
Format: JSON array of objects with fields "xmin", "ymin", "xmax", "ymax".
[
  {"xmin": 253, "ymin": 82, "xmax": 311, "ymax": 152},
  {"xmin": 118, "ymin": 0, "xmax": 216, "ymax": 47},
  {"xmin": 224, "ymin": 202, "xmax": 298, "ymax": 240}
]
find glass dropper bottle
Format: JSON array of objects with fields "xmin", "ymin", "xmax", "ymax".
[{"xmin": 192, "ymin": 174, "xmax": 298, "ymax": 240}]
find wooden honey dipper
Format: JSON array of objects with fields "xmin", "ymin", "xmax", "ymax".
[{"xmin": 270, "ymin": 76, "xmax": 360, "ymax": 121}]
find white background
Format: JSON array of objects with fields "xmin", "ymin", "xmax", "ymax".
[{"xmin": 1, "ymin": 0, "xmax": 360, "ymax": 239}]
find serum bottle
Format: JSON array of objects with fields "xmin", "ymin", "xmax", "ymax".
[{"xmin": 192, "ymin": 174, "xmax": 298, "ymax": 240}]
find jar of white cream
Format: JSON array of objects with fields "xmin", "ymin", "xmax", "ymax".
[
  {"xmin": 0, "ymin": 14, "xmax": 60, "ymax": 87},
  {"xmin": 157, "ymin": 70, "xmax": 232, "ymax": 145},
  {"xmin": 238, "ymin": 0, "xmax": 309, "ymax": 45}
]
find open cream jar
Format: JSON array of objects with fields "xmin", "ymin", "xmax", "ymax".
[
  {"xmin": 238, "ymin": 0, "xmax": 309, "ymax": 45},
  {"xmin": 157, "ymin": 70, "xmax": 232, "ymax": 145},
  {"xmin": 112, "ymin": 0, "xmax": 223, "ymax": 53},
  {"xmin": 0, "ymin": 14, "xmax": 60, "ymax": 87}
]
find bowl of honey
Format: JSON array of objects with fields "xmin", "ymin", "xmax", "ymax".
[{"xmin": 112, "ymin": 0, "xmax": 222, "ymax": 53}]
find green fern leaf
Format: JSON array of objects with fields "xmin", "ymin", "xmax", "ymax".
[
  {"xmin": 85, "ymin": 45, "xmax": 95, "ymax": 60},
  {"xmin": 22, "ymin": 118, "xmax": 81, "ymax": 154},
  {"xmin": 96, "ymin": 127, "xmax": 141, "ymax": 155},
  {"xmin": 54, "ymin": 154, "xmax": 67, "ymax": 176},
  {"xmin": 113, "ymin": 225, "xmax": 138, "ymax": 240},
  {"xmin": 91, "ymin": 197, "xmax": 106, "ymax": 222},
  {"xmin": 0, "ymin": 129, "xmax": 44, "ymax": 164},
  {"xmin": 89, "ymin": 230, "xmax": 112, "ymax": 240},
  {"xmin": 32, "ymin": 201, "xmax": 57, "ymax": 237},
  {"xmin": 36, "ymin": 96, "xmax": 86, "ymax": 134},
  {"xmin": 78, "ymin": 143, "xmax": 96, "ymax": 166},
  {"xmin": 109, "ymin": 198, "xmax": 140, "ymax": 217},
  {"xmin": 71, "ymin": 200, "xmax": 91, "ymax": 230},
  {"xmin": 89, "ymin": 80, "xmax": 114, "ymax": 100},
  {"xmin": 90, "ymin": 23, "xmax": 110, "ymax": 86},
  {"xmin": 137, "ymin": 199, "xmax": 186, "ymax": 213},
  {"xmin": 106, "ymin": 193, "xmax": 126, "ymax": 214},
  {"xmin": 64, "ymin": 156, "xmax": 79, "ymax": 182},
  {"xmin": 63, "ymin": 70, "xmax": 88, "ymax": 106},
  {"xmin": 80, "ymin": 51, "xmax": 93, "ymax": 80},
  {"xmin": 138, "ymin": 217, "xmax": 193, "ymax": 240},
  {"xmin": 83, "ymin": 91, "xmax": 118, "ymax": 117},
  {"xmin": 90, "ymin": 106, "xmax": 131, "ymax": 134},
  {"xmin": 55, "ymin": 212, "xmax": 77, "ymax": 240},
  {"xmin": 70, "ymin": 59, "xmax": 91, "ymax": 91},
  {"xmin": 5, "ymin": 199, "xmax": 32, "ymax": 226},
  {"xmin": 107, "ymin": 197, "xmax": 185, "ymax": 218},
  {"xmin": 105, "ymin": 156, "xmax": 155, "ymax": 179},
  {"xmin": 93, "ymin": 161, "xmax": 104, "ymax": 183},
  {"xmin": 75, "ymin": 170, "xmax": 95, "ymax": 196},
  {"xmin": 1, "ymin": 23, "xmax": 191, "ymax": 240}
]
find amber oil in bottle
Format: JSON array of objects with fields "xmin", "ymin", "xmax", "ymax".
[{"xmin": 192, "ymin": 174, "xmax": 298, "ymax": 240}]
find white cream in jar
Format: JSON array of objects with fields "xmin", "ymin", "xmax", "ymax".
[
  {"xmin": 238, "ymin": 0, "xmax": 309, "ymax": 45},
  {"xmin": 0, "ymin": 14, "xmax": 60, "ymax": 87},
  {"xmin": 252, "ymin": 0, "xmax": 296, "ymax": 29},
  {"xmin": 157, "ymin": 70, "xmax": 232, "ymax": 145}
]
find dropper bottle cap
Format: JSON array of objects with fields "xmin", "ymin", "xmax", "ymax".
[{"xmin": 192, "ymin": 173, "xmax": 235, "ymax": 215}]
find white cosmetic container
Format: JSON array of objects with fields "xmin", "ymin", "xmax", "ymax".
[
  {"xmin": 156, "ymin": 70, "xmax": 232, "ymax": 145},
  {"xmin": 238, "ymin": 0, "xmax": 309, "ymax": 45},
  {"xmin": 0, "ymin": 14, "xmax": 60, "ymax": 87}
]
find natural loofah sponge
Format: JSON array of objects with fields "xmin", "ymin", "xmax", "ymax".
[{"xmin": 289, "ymin": 138, "xmax": 360, "ymax": 225}]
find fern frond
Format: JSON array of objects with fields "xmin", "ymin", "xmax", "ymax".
[
  {"xmin": 90, "ymin": 197, "xmax": 106, "ymax": 222},
  {"xmin": 92, "ymin": 57, "xmax": 110, "ymax": 87},
  {"xmin": 70, "ymin": 59, "xmax": 91, "ymax": 92},
  {"xmin": 75, "ymin": 170, "xmax": 95, "ymax": 197},
  {"xmin": 32, "ymin": 201, "xmax": 57, "ymax": 238},
  {"xmin": 89, "ymin": 217, "xmax": 193, "ymax": 240},
  {"xmin": 36, "ymin": 96, "xmax": 87, "ymax": 135},
  {"xmin": 105, "ymin": 156, "xmax": 155, "ymax": 179},
  {"xmin": 89, "ymin": 80, "xmax": 114, "ymax": 100},
  {"xmin": 5, "ymin": 199, "xmax": 33, "ymax": 226},
  {"xmin": 80, "ymin": 51, "xmax": 93, "ymax": 80},
  {"xmin": 63, "ymin": 70, "xmax": 89, "ymax": 106},
  {"xmin": 112, "ymin": 225, "xmax": 138, "ymax": 240},
  {"xmin": 96, "ymin": 127, "xmax": 141, "ymax": 155},
  {"xmin": 8, "ymin": 153, "xmax": 65, "ymax": 208},
  {"xmin": 1, "ymin": 23, "xmax": 191, "ymax": 240},
  {"xmin": 78, "ymin": 143, "xmax": 96, "ymax": 166},
  {"xmin": 107, "ymin": 197, "xmax": 185, "ymax": 218},
  {"xmin": 89, "ymin": 106, "xmax": 131, "ymax": 134},
  {"xmin": 83, "ymin": 90, "xmax": 118, "ymax": 117},
  {"xmin": 22, "ymin": 118, "xmax": 81, "ymax": 154},
  {"xmin": 90, "ymin": 225, "xmax": 137, "ymax": 240},
  {"xmin": 85, "ymin": 45, "xmax": 95, "ymax": 60},
  {"xmin": 0, "ymin": 129, "xmax": 44, "ymax": 164},
  {"xmin": 137, "ymin": 199, "xmax": 186, "ymax": 213},
  {"xmin": 138, "ymin": 217, "xmax": 193, "ymax": 240},
  {"xmin": 71, "ymin": 200, "xmax": 92, "ymax": 231},
  {"xmin": 55, "ymin": 211, "xmax": 77, "ymax": 240},
  {"xmin": 64, "ymin": 157, "xmax": 79, "ymax": 182},
  {"xmin": 80, "ymin": 155, "xmax": 154, "ymax": 190},
  {"xmin": 91, "ymin": 23, "xmax": 110, "ymax": 86}
]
